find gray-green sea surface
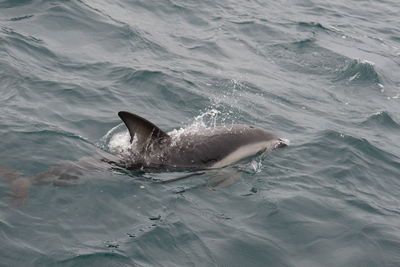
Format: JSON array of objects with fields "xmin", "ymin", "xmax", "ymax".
[{"xmin": 1, "ymin": 0, "xmax": 400, "ymax": 266}]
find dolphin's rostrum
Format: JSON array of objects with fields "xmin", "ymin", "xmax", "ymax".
[{"xmin": 117, "ymin": 111, "xmax": 287, "ymax": 170}]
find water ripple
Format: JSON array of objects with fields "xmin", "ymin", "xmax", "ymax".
[{"xmin": 1, "ymin": 0, "xmax": 400, "ymax": 266}]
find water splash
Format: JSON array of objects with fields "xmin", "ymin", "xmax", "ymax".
[
  {"xmin": 250, "ymin": 159, "xmax": 263, "ymax": 173},
  {"xmin": 236, "ymin": 158, "xmax": 264, "ymax": 174},
  {"xmin": 207, "ymin": 78, "xmax": 248, "ymax": 123},
  {"xmin": 170, "ymin": 108, "xmax": 220, "ymax": 134},
  {"xmin": 98, "ymin": 123, "xmax": 133, "ymax": 155},
  {"xmin": 108, "ymin": 131, "xmax": 132, "ymax": 155},
  {"xmin": 280, "ymin": 138, "xmax": 291, "ymax": 146}
]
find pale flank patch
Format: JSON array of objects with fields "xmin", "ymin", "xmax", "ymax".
[{"xmin": 211, "ymin": 140, "xmax": 279, "ymax": 168}]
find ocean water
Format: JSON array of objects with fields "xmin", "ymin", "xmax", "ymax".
[{"xmin": 1, "ymin": 0, "xmax": 400, "ymax": 266}]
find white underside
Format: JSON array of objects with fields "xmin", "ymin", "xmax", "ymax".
[{"xmin": 211, "ymin": 140, "xmax": 279, "ymax": 169}]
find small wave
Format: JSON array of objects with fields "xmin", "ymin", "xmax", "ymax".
[
  {"xmin": 8, "ymin": 15, "xmax": 34, "ymax": 21},
  {"xmin": 360, "ymin": 111, "xmax": 400, "ymax": 130},
  {"xmin": 16, "ymin": 125, "xmax": 89, "ymax": 143},
  {"xmin": 108, "ymin": 67, "xmax": 162, "ymax": 85},
  {"xmin": 293, "ymin": 130, "xmax": 400, "ymax": 213},
  {"xmin": 288, "ymin": 37, "xmax": 315, "ymax": 48},
  {"xmin": 269, "ymin": 38, "xmax": 349, "ymax": 76},
  {"xmin": 0, "ymin": 0, "xmax": 33, "ymax": 9},
  {"xmin": 0, "ymin": 26, "xmax": 44, "ymax": 45},
  {"xmin": 334, "ymin": 59, "xmax": 381, "ymax": 84},
  {"xmin": 297, "ymin": 21, "xmax": 331, "ymax": 32},
  {"xmin": 57, "ymin": 252, "xmax": 132, "ymax": 266},
  {"xmin": 311, "ymin": 130, "xmax": 400, "ymax": 173}
]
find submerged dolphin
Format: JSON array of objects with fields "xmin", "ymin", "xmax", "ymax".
[{"xmin": 116, "ymin": 111, "xmax": 287, "ymax": 170}]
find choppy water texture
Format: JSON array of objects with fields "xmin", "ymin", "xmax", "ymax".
[{"xmin": 1, "ymin": 0, "xmax": 400, "ymax": 266}]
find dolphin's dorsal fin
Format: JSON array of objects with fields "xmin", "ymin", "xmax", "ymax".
[{"xmin": 118, "ymin": 111, "xmax": 170, "ymax": 149}]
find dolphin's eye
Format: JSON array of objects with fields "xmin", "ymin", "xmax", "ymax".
[{"xmin": 249, "ymin": 126, "xmax": 254, "ymax": 129}]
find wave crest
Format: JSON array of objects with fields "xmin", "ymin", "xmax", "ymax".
[
  {"xmin": 360, "ymin": 111, "xmax": 400, "ymax": 130},
  {"xmin": 334, "ymin": 59, "xmax": 381, "ymax": 84}
]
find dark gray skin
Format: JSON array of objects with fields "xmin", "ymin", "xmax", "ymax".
[{"xmin": 117, "ymin": 111, "xmax": 287, "ymax": 171}]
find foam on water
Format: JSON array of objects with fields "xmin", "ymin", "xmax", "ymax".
[
  {"xmin": 280, "ymin": 138, "xmax": 290, "ymax": 146},
  {"xmin": 98, "ymin": 123, "xmax": 134, "ymax": 156},
  {"xmin": 108, "ymin": 131, "xmax": 132, "ymax": 155}
]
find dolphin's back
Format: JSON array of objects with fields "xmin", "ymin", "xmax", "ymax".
[
  {"xmin": 117, "ymin": 111, "xmax": 286, "ymax": 170},
  {"xmin": 160, "ymin": 125, "xmax": 282, "ymax": 169}
]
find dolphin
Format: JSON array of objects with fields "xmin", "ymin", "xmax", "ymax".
[
  {"xmin": 0, "ymin": 111, "xmax": 287, "ymax": 207},
  {"xmin": 116, "ymin": 111, "xmax": 287, "ymax": 170}
]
